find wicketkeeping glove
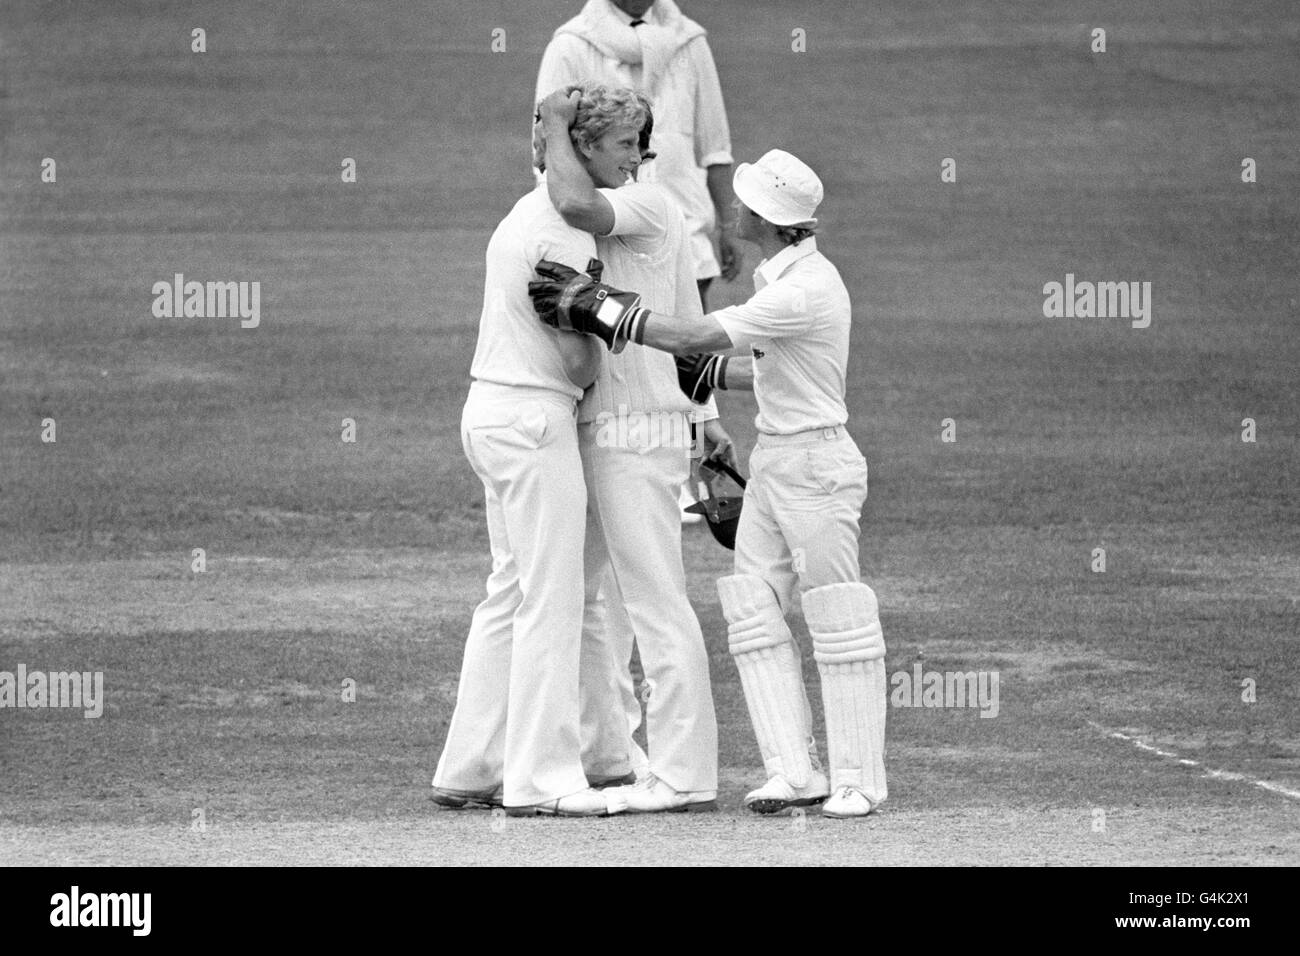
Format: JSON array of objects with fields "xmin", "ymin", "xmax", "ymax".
[
  {"xmin": 529, "ymin": 259, "xmax": 648, "ymax": 353},
  {"xmin": 675, "ymin": 354, "xmax": 730, "ymax": 403}
]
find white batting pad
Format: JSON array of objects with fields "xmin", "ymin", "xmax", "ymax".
[
  {"xmin": 803, "ymin": 583, "xmax": 888, "ymax": 804},
  {"xmin": 717, "ymin": 574, "xmax": 813, "ymax": 788},
  {"xmin": 802, "ymin": 582, "xmax": 886, "ymax": 663}
]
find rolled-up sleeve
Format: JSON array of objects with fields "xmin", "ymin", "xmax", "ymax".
[
  {"xmin": 711, "ymin": 280, "xmax": 814, "ymax": 348},
  {"xmin": 690, "ymin": 38, "xmax": 733, "ymax": 168}
]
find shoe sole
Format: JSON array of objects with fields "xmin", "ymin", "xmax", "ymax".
[
  {"xmin": 503, "ymin": 806, "xmax": 616, "ymax": 818},
  {"xmin": 821, "ymin": 806, "xmax": 875, "ymax": 819},
  {"xmin": 745, "ymin": 794, "xmax": 829, "ymax": 815},
  {"xmin": 821, "ymin": 800, "xmax": 879, "ymax": 819},
  {"xmin": 431, "ymin": 793, "xmax": 503, "ymax": 810},
  {"xmin": 627, "ymin": 799, "xmax": 717, "ymax": 814}
]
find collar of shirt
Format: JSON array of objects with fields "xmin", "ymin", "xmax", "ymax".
[{"xmin": 753, "ymin": 236, "xmax": 818, "ymax": 290}]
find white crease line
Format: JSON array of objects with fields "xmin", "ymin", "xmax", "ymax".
[{"xmin": 1097, "ymin": 726, "xmax": 1300, "ymax": 802}]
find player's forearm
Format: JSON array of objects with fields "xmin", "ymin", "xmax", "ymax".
[
  {"xmin": 631, "ymin": 311, "xmax": 733, "ymax": 355},
  {"xmin": 542, "ymin": 116, "xmax": 605, "ymax": 230},
  {"xmin": 706, "ymin": 164, "xmax": 737, "ymax": 228}
]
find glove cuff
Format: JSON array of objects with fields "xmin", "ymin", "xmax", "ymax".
[
  {"xmin": 627, "ymin": 308, "xmax": 650, "ymax": 346},
  {"xmin": 710, "ymin": 356, "xmax": 729, "ymax": 391}
]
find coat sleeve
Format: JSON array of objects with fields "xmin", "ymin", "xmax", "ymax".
[
  {"xmin": 690, "ymin": 38, "xmax": 733, "ymax": 168},
  {"xmin": 533, "ymin": 35, "xmax": 589, "ymax": 179}
]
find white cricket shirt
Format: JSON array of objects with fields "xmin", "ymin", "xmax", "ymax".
[
  {"xmin": 710, "ymin": 238, "xmax": 852, "ymax": 435},
  {"xmin": 577, "ymin": 181, "xmax": 709, "ymax": 423},
  {"xmin": 470, "ymin": 185, "xmax": 599, "ymax": 400}
]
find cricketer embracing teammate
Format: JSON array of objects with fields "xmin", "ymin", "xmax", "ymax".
[
  {"xmin": 430, "ymin": 123, "xmax": 625, "ymax": 818},
  {"xmin": 529, "ymin": 149, "xmax": 887, "ymax": 818},
  {"xmin": 536, "ymin": 84, "xmax": 724, "ymax": 813}
]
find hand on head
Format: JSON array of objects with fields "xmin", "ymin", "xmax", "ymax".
[{"xmin": 537, "ymin": 87, "xmax": 582, "ymax": 128}]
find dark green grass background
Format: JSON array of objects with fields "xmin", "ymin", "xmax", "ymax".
[{"xmin": 1, "ymin": 1, "xmax": 1298, "ymax": 836}]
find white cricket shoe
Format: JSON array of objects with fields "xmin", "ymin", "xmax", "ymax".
[
  {"xmin": 742, "ymin": 771, "xmax": 830, "ymax": 815},
  {"xmin": 821, "ymin": 785, "xmax": 877, "ymax": 819},
  {"xmin": 505, "ymin": 787, "xmax": 627, "ymax": 818},
  {"xmin": 616, "ymin": 773, "xmax": 717, "ymax": 813}
]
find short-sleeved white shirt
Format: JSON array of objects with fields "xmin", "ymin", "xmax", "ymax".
[
  {"xmin": 710, "ymin": 238, "xmax": 852, "ymax": 435},
  {"xmin": 470, "ymin": 185, "xmax": 598, "ymax": 400}
]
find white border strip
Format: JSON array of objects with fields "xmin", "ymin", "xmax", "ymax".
[{"xmin": 1095, "ymin": 724, "xmax": 1300, "ymax": 802}]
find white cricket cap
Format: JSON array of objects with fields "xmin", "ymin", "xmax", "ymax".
[{"xmin": 732, "ymin": 149, "xmax": 823, "ymax": 227}]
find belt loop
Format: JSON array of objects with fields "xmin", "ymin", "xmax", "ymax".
[{"xmin": 823, "ymin": 427, "xmax": 836, "ymax": 440}]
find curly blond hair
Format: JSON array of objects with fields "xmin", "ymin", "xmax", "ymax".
[
  {"xmin": 534, "ymin": 84, "xmax": 652, "ymax": 172},
  {"xmin": 572, "ymin": 84, "xmax": 651, "ymax": 152}
]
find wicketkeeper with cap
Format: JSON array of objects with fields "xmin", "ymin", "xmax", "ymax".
[{"xmin": 529, "ymin": 149, "xmax": 886, "ymax": 818}]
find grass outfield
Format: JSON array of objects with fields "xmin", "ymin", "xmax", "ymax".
[{"xmin": 1, "ymin": 0, "xmax": 1298, "ymax": 864}]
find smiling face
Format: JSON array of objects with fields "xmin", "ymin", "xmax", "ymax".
[{"xmin": 580, "ymin": 123, "xmax": 643, "ymax": 188}]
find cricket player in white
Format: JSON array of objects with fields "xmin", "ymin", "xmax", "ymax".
[
  {"xmin": 536, "ymin": 85, "xmax": 724, "ymax": 812},
  {"xmin": 528, "ymin": 150, "xmax": 886, "ymax": 819},
  {"xmin": 536, "ymin": 0, "xmax": 742, "ymax": 523},
  {"xmin": 429, "ymin": 128, "xmax": 625, "ymax": 817}
]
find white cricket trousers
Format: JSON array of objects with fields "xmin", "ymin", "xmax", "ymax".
[
  {"xmin": 732, "ymin": 427, "xmax": 869, "ymax": 766},
  {"xmin": 734, "ymin": 427, "xmax": 869, "ymax": 608},
  {"xmin": 576, "ymin": 417, "xmax": 719, "ymax": 793},
  {"xmin": 433, "ymin": 382, "xmax": 590, "ymax": 807}
]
